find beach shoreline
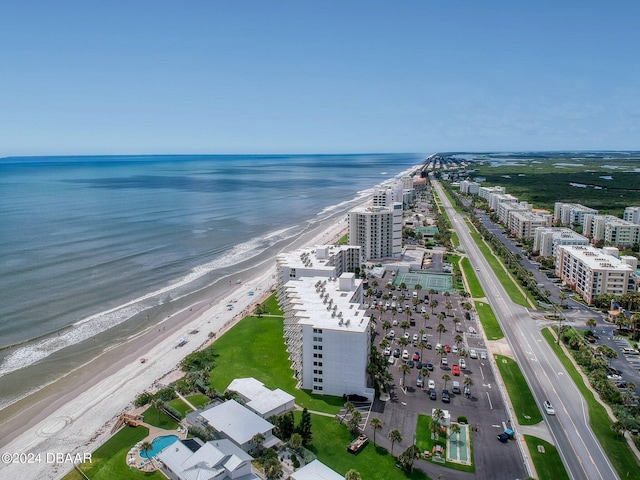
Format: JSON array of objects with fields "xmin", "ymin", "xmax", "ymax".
[{"xmin": 0, "ymin": 216, "xmax": 348, "ymax": 480}]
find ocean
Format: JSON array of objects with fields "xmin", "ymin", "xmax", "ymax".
[{"xmin": 0, "ymin": 153, "xmax": 424, "ymax": 409}]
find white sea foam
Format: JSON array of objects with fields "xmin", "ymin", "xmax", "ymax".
[{"xmin": 0, "ymin": 225, "xmax": 301, "ymax": 378}]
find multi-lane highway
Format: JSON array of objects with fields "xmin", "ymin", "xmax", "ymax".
[{"xmin": 433, "ymin": 180, "xmax": 619, "ymax": 480}]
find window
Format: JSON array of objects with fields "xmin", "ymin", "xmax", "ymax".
[
  {"xmin": 313, "ymin": 361, "xmax": 323, "ymax": 366},
  {"xmin": 313, "ymin": 353, "xmax": 323, "ymax": 359},
  {"xmin": 313, "ymin": 345, "xmax": 323, "ymax": 351},
  {"xmin": 313, "ymin": 328, "xmax": 323, "ymax": 334}
]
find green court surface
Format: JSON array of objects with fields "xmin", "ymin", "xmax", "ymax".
[
  {"xmin": 446, "ymin": 424, "xmax": 471, "ymax": 465},
  {"xmin": 394, "ymin": 271, "xmax": 454, "ymax": 292}
]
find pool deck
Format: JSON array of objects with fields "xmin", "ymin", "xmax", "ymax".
[{"xmin": 127, "ymin": 420, "xmax": 187, "ymax": 472}]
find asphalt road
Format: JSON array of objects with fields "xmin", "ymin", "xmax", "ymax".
[{"xmin": 433, "ymin": 181, "xmax": 619, "ymax": 480}]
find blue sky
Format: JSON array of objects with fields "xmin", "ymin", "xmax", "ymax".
[{"xmin": 1, "ymin": 1, "xmax": 638, "ymax": 156}]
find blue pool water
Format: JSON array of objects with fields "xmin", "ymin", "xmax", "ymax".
[{"xmin": 141, "ymin": 435, "xmax": 179, "ymax": 458}]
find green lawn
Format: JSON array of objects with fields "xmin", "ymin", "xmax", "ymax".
[
  {"xmin": 64, "ymin": 426, "xmax": 164, "ymax": 480},
  {"xmin": 474, "ymin": 301, "xmax": 504, "ymax": 340},
  {"xmin": 524, "ymin": 435, "xmax": 570, "ymax": 480},
  {"xmin": 168, "ymin": 398, "xmax": 192, "ymax": 417},
  {"xmin": 210, "ymin": 315, "xmax": 343, "ymax": 413},
  {"xmin": 460, "ymin": 257, "xmax": 484, "ymax": 298},
  {"xmin": 305, "ymin": 413, "xmax": 429, "ymax": 479},
  {"xmin": 494, "ymin": 355, "xmax": 543, "ymax": 425},
  {"xmin": 261, "ymin": 292, "xmax": 284, "ymax": 316},
  {"xmin": 141, "ymin": 405, "xmax": 180, "ymax": 430},
  {"xmin": 541, "ymin": 328, "xmax": 640, "ymax": 475},
  {"xmin": 186, "ymin": 393, "xmax": 210, "ymax": 409}
]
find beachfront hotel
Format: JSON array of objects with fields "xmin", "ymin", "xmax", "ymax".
[
  {"xmin": 276, "ymin": 244, "xmax": 361, "ymax": 284},
  {"xmin": 555, "ymin": 245, "xmax": 637, "ymax": 304},
  {"xmin": 533, "ymin": 227, "xmax": 589, "ymax": 257},
  {"xmin": 347, "ymin": 203, "xmax": 402, "ymax": 261},
  {"xmin": 277, "ymin": 273, "xmax": 374, "ymax": 401}
]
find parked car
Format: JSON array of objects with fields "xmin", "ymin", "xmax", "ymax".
[
  {"xmin": 459, "ymin": 358, "xmax": 466, "ymax": 369},
  {"xmin": 407, "ymin": 360, "xmax": 414, "ymax": 368},
  {"xmin": 451, "ymin": 345, "xmax": 458, "ymax": 354},
  {"xmin": 429, "ymin": 388, "xmax": 437, "ymax": 400},
  {"xmin": 416, "ymin": 376, "xmax": 423, "ymax": 388},
  {"xmin": 480, "ymin": 351, "xmax": 487, "ymax": 360},
  {"xmin": 428, "ymin": 379, "xmax": 436, "ymax": 390},
  {"xmin": 412, "ymin": 351, "xmax": 420, "ymax": 361},
  {"xmin": 387, "ymin": 329, "xmax": 395, "ymax": 339},
  {"xmin": 452, "ymin": 365, "xmax": 461, "ymax": 376},
  {"xmin": 384, "ymin": 346, "xmax": 391, "ymax": 356},
  {"xmin": 442, "ymin": 389, "xmax": 450, "ymax": 403},
  {"xmin": 402, "ymin": 350, "xmax": 409, "ymax": 360},
  {"xmin": 543, "ymin": 400, "xmax": 555, "ymax": 415},
  {"xmin": 452, "ymin": 381, "xmax": 461, "ymax": 394},
  {"xmin": 416, "ymin": 361, "xmax": 423, "ymax": 370},
  {"xmin": 441, "ymin": 357, "xmax": 448, "ymax": 366},
  {"xmin": 464, "ymin": 385, "xmax": 471, "ymax": 397},
  {"xmin": 413, "ymin": 333, "xmax": 418, "ymax": 343},
  {"xmin": 403, "ymin": 332, "xmax": 410, "ymax": 339},
  {"xmin": 444, "ymin": 344, "xmax": 451, "ymax": 353},
  {"xmin": 421, "ymin": 333, "xmax": 428, "ymax": 341},
  {"xmin": 469, "ymin": 349, "xmax": 478, "ymax": 359},
  {"xmin": 393, "ymin": 348, "xmax": 401, "ymax": 358},
  {"xmin": 426, "ymin": 362, "xmax": 434, "ymax": 371}
]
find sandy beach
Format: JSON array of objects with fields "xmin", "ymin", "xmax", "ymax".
[{"xmin": 0, "ymin": 217, "xmax": 348, "ymax": 480}]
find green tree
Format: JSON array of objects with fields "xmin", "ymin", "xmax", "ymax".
[
  {"xmin": 263, "ymin": 457, "xmax": 283, "ymax": 480},
  {"xmin": 442, "ymin": 373, "xmax": 451, "ymax": 390},
  {"xmin": 289, "ymin": 432, "xmax": 302, "ymax": 450},
  {"xmin": 345, "ymin": 470, "xmax": 362, "ymax": 480},
  {"xmin": 296, "ymin": 407, "xmax": 313, "ymax": 445},
  {"xmin": 370, "ymin": 417, "xmax": 382, "ymax": 445},
  {"xmin": 252, "ymin": 432, "xmax": 265, "ymax": 455},
  {"xmin": 388, "ymin": 429, "xmax": 403, "ymax": 455},
  {"xmin": 347, "ymin": 410, "xmax": 362, "ymax": 436},
  {"xmin": 437, "ymin": 323, "xmax": 447, "ymax": 343},
  {"xmin": 399, "ymin": 363, "xmax": 411, "ymax": 387},
  {"xmin": 398, "ymin": 445, "xmax": 418, "ymax": 472}
]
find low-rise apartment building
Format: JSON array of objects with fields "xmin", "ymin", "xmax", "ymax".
[
  {"xmin": 582, "ymin": 214, "xmax": 640, "ymax": 247},
  {"xmin": 508, "ymin": 211, "xmax": 553, "ymax": 239},
  {"xmin": 276, "ymin": 245, "xmax": 361, "ymax": 285},
  {"xmin": 554, "ymin": 202, "xmax": 598, "ymax": 226},
  {"xmin": 624, "ymin": 206, "xmax": 640, "ymax": 225}
]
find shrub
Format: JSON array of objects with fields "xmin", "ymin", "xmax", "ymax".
[
  {"xmin": 164, "ymin": 405, "xmax": 183, "ymax": 420},
  {"xmin": 155, "ymin": 387, "xmax": 178, "ymax": 402},
  {"xmin": 134, "ymin": 391, "xmax": 153, "ymax": 407},
  {"xmin": 457, "ymin": 415, "xmax": 468, "ymax": 424}
]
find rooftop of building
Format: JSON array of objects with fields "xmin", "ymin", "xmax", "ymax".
[
  {"xmin": 227, "ymin": 378, "xmax": 294, "ymax": 416},
  {"xmin": 558, "ymin": 245, "xmax": 634, "ymax": 271},
  {"xmin": 276, "ymin": 244, "xmax": 360, "ymax": 270},
  {"xmin": 282, "ymin": 275, "xmax": 368, "ymax": 332},
  {"xmin": 200, "ymin": 400, "xmax": 276, "ymax": 445}
]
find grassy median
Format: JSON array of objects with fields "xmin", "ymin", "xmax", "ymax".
[{"xmin": 494, "ymin": 355, "xmax": 542, "ymax": 425}]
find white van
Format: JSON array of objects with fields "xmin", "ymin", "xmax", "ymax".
[
  {"xmin": 413, "ymin": 291, "xmax": 418, "ymax": 298},
  {"xmin": 452, "ymin": 381, "xmax": 461, "ymax": 394}
]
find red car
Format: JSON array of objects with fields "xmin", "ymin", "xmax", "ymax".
[
  {"xmin": 444, "ymin": 344, "xmax": 451, "ymax": 353},
  {"xmin": 412, "ymin": 352, "xmax": 420, "ymax": 362},
  {"xmin": 452, "ymin": 365, "xmax": 461, "ymax": 376}
]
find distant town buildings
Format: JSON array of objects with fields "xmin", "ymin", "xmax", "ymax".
[
  {"xmin": 533, "ymin": 227, "xmax": 589, "ymax": 257},
  {"xmin": 459, "ymin": 179, "xmax": 480, "ymax": 195},
  {"xmin": 555, "ymin": 245, "xmax": 637, "ymax": 304},
  {"xmin": 277, "ymin": 273, "xmax": 374, "ymax": 401},
  {"xmin": 348, "ymin": 203, "xmax": 402, "ymax": 261},
  {"xmin": 478, "ymin": 185, "xmax": 506, "ymax": 201}
]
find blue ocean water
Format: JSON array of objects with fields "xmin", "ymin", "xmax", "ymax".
[{"xmin": 0, "ymin": 154, "xmax": 423, "ymax": 390}]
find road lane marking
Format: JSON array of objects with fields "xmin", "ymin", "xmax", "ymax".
[{"xmin": 486, "ymin": 391, "xmax": 493, "ymax": 409}]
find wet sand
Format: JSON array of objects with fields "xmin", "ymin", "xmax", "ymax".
[{"xmin": 0, "ymin": 217, "xmax": 348, "ymax": 480}]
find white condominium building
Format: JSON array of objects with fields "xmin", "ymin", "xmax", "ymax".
[
  {"xmin": 459, "ymin": 179, "xmax": 480, "ymax": 195},
  {"xmin": 276, "ymin": 245, "xmax": 361, "ymax": 285},
  {"xmin": 624, "ymin": 206, "xmax": 640, "ymax": 225},
  {"xmin": 554, "ymin": 202, "xmax": 598, "ymax": 226},
  {"xmin": 277, "ymin": 273, "xmax": 374, "ymax": 400},
  {"xmin": 348, "ymin": 203, "xmax": 402, "ymax": 261},
  {"xmin": 582, "ymin": 214, "xmax": 640, "ymax": 247},
  {"xmin": 508, "ymin": 211, "xmax": 553, "ymax": 239},
  {"xmin": 478, "ymin": 185, "xmax": 505, "ymax": 201},
  {"xmin": 498, "ymin": 201, "xmax": 532, "ymax": 224},
  {"xmin": 555, "ymin": 245, "xmax": 637, "ymax": 305},
  {"xmin": 489, "ymin": 193, "xmax": 519, "ymax": 211},
  {"xmin": 533, "ymin": 227, "xmax": 589, "ymax": 257}
]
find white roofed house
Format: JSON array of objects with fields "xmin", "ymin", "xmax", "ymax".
[
  {"xmin": 226, "ymin": 377, "xmax": 295, "ymax": 418},
  {"xmin": 199, "ymin": 400, "xmax": 281, "ymax": 454},
  {"xmin": 157, "ymin": 437, "xmax": 259, "ymax": 480},
  {"xmin": 290, "ymin": 460, "xmax": 343, "ymax": 480}
]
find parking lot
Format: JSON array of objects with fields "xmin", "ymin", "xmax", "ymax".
[{"xmin": 362, "ymin": 269, "xmax": 526, "ymax": 479}]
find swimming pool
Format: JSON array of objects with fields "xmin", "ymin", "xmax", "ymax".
[{"xmin": 140, "ymin": 435, "xmax": 179, "ymax": 458}]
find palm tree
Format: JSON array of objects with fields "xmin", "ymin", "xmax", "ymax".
[
  {"xmin": 341, "ymin": 401, "xmax": 354, "ymax": 424},
  {"xmin": 151, "ymin": 398, "xmax": 165, "ymax": 423},
  {"xmin": 430, "ymin": 418, "xmax": 442, "ymax": 440},
  {"xmin": 436, "ymin": 323, "xmax": 447, "ymax": 343},
  {"xmin": 442, "ymin": 373, "xmax": 451, "ymax": 390},
  {"xmin": 398, "ymin": 337, "xmax": 408, "ymax": 348},
  {"xmin": 417, "ymin": 340, "xmax": 428, "ymax": 359},
  {"xmin": 398, "ymin": 363, "xmax": 411, "ymax": 387},
  {"xmin": 449, "ymin": 423, "xmax": 461, "ymax": 439},
  {"xmin": 430, "ymin": 300, "xmax": 438, "ymax": 314},
  {"xmin": 423, "ymin": 313, "xmax": 430, "ymax": 327},
  {"xmin": 347, "ymin": 410, "xmax": 362, "ymax": 435},
  {"xmin": 437, "ymin": 312, "xmax": 446, "ymax": 324},
  {"xmin": 140, "ymin": 440, "xmax": 153, "ymax": 459},
  {"xmin": 453, "ymin": 317, "xmax": 461, "ymax": 331},
  {"xmin": 345, "ymin": 470, "xmax": 362, "ymax": 480},
  {"xmin": 382, "ymin": 320, "xmax": 392, "ymax": 334},
  {"xmin": 252, "ymin": 432, "xmax": 266, "ymax": 455},
  {"xmin": 388, "ymin": 429, "xmax": 403, "ymax": 455},
  {"xmin": 559, "ymin": 292, "xmax": 567, "ymax": 309},
  {"xmin": 445, "ymin": 302, "xmax": 453, "ymax": 316},
  {"xmin": 400, "ymin": 320, "xmax": 411, "ymax": 334},
  {"xmin": 379, "ymin": 338, "xmax": 390, "ymax": 350},
  {"xmin": 464, "ymin": 375, "xmax": 473, "ymax": 394},
  {"xmin": 264, "ymin": 457, "xmax": 283, "ymax": 480},
  {"xmin": 454, "ymin": 334, "xmax": 463, "ymax": 348},
  {"xmin": 370, "ymin": 417, "xmax": 382, "ymax": 445}
]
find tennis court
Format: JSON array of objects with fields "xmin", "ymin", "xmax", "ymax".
[{"xmin": 393, "ymin": 272, "xmax": 454, "ymax": 293}]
